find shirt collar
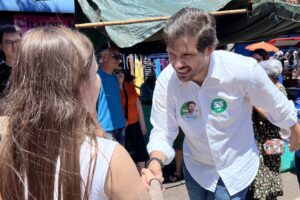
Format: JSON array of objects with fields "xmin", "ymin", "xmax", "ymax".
[{"xmin": 206, "ymin": 50, "xmax": 222, "ymax": 81}]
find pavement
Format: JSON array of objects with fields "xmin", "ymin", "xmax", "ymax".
[{"xmin": 162, "ymin": 171, "xmax": 300, "ymax": 200}]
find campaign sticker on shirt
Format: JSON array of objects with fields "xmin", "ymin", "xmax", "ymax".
[
  {"xmin": 211, "ymin": 98, "xmax": 227, "ymax": 114},
  {"xmin": 180, "ymin": 101, "xmax": 200, "ymax": 120}
]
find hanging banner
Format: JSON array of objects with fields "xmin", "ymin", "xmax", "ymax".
[
  {"xmin": 0, "ymin": 0, "xmax": 74, "ymax": 14},
  {"xmin": 14, "ymin": 14, "xmax": 74, "ymax": 32}
]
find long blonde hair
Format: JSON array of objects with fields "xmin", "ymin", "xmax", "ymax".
[{"xmin": 0, "ymin": 26, "xmax": 98, "ymax": 200}]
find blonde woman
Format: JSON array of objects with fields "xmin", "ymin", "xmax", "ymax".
[{"xmin": 0, "ymin": 26, "xmax": 151, "ymax": 200}]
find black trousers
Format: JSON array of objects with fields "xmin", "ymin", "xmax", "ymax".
[{"xmin": 125, "ymin": 122, "xmax": 149, "ymax": 162}]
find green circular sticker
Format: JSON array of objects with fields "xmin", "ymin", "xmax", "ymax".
[{"xmin": 211, "ymin": 98, "xmax": 227, "ymax": 113}]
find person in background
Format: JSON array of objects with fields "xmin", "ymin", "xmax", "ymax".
[
  {"xmin": 285, "ymin": 50, "xmax": 295, "ymax": 67},
  {"xmin": 0, "ymin": 26, "xmax": 151, "ymax": 200},
  {"xmin": 296, "ymin": 142, "xmax": 300, "ymax": 187},
  {"xmin": 140, "ymin": 72, "xmax": 156, "ymax": 145},
  {"xmin": 295, "ymin": 88, "xmax": 300, "ymax": 188},
  {"xmin": 251, "ymin": 48, "xmax": 269, "ymax": 63},
  {"xmin": 0, "ymin": 25, "xmax": 22, "ymax": 97},
  {"xmin": 246, "ymin": 59, "xmax": 287, "ymax": 200},
  {"xmin": 96, "ymin": 43, "xmax": 126, "ymax": 146},
  {"xmin": 115, "ymin": 67, "xmax": 149, "ymax": 173},
  {"xmin": 140, "ymin": 72, "xmax": 156, "ymax": 105},
  {"xmin": 296, "ymin": 51, "xmax": 300, "ymax": 69},
  {"xmin": 142, "ymin": 8, "xmax": 300, "ymax": 200}
]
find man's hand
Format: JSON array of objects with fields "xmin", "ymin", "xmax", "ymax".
[
  {"xmin": 289, "ymin": 122, "xmax": 300, "ymax": 151},
  {"xmin": 141, "ymin": 159, "xmax": 164, "ymax": 190}
]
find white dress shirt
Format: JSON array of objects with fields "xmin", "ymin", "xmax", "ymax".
[{"xmin": 147, "ymin": 50, "xmax": 297, "ymax": 195}]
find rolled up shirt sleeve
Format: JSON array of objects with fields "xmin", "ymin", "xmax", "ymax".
[
  {"xmin": 247, "ymin": 63, "xmax": 297, "ymax": 128},
  {"xmin": 147, "ymin": 69, "xmax": 179, "ymax": 165}
]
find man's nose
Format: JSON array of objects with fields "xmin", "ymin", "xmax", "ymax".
[
  {"xmin": 11, "ymin": 42, "xmax": 19, "ymax": 49},
  {"xmin": 173, "ymin": 59, "xmax": 184, "ymax": 68}
]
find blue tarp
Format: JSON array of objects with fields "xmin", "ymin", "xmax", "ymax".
[{"xmin": 0, "ymin": 0, "xmax": 74, "ymax": 14}]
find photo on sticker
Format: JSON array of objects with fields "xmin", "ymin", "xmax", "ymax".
[{"xmin": 180, "ymin": 101, "xmax": 199, "ymax": 120}]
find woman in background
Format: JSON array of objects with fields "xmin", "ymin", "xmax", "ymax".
[
  {"xmin": 251, "ymin": 48, "xmax": 269, "ymax": 63},
  {"xmin": 246, "ymin": 59, "xmax": 287, "ymax": 200},
  {"xmin": 115, "ymin": 68, "xmax": 149, "ymax": 173},
  {"xmin": 0, "ymin": 26, "xmax": 151, "ymax": 200}
]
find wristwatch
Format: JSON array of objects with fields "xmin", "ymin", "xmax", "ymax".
[{"xmin": 146, "ymin": 157, "xmax": 164, "ymax": 169}]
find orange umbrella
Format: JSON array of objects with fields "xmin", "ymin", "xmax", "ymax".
[{"xmin": 245, "ymin": 41, "xmax": 279, "ymax": 52}]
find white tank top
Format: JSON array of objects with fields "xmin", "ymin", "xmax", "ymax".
[
  {"xmin": 79, "ymin": 137, "xmax": 117, "ymax": 200},
  {"xmin": 25, "ymin": 137, "xmax": 117, "ymax": 200}
]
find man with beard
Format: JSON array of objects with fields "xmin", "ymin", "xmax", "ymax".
[
  {"xmin": 0, "ymin": 25, "xmax": 22, "ymax": 97},
  {"xmin": 182, "ymin": 101, "xmax": 197, "ymax": 120},
  {"xmin": 141, "ymin": 8, "xmax": 300, "ymax": 200}
]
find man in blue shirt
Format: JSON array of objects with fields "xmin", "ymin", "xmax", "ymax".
[{"xmin": 96, "ymin": 43, "xmax": 126, "ymax": 146}]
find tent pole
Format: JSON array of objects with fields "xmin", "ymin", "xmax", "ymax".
[{"xmin": 75, "ymin": 8, "xmax": 247, "ymax": 29}]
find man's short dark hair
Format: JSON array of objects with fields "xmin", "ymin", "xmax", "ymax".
[
  {"xmin": 0, "ymin": 25, "xmax": 22, "ymax": 44},
  {"xmin": 187, "ymin": 101, "xmax": 196, "ymax": 106},
  {"xmin": 251, "ymin": 48, "xmax": 269, "ymax": 61},
  {"xmin": 98, "ymin": 41, "xmax": 119, "ymax": 54},
  {"xmin": 163, "ymin": 7, "xmax": 218, "ymax": 53},
  {"xmin": 95, "ymin": 41, "xmax": 119, "ymax": 62}
]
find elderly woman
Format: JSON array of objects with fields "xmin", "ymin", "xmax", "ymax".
[
  {"xmin": 246, "ymin": 59, "xmax": 287, "ymax": 200},
  {"xmin": 261, "ymin": 59, "xmax": 287, "ymax": 95}
]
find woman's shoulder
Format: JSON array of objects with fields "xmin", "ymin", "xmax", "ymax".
[
  {"xmin": 125, "ymin": 82, "xmax": 136, "ymax": 90},
  {"xmin": 104, "ymin": 142, "xmax": 151, "ymax": 200},
  {"xmin": 125, "ymin": 82, "xmax": 139, "ymax": 94},
  {"xmin": 96, "ymin": 136, "xmax": 118, "ymax": 148},
  {"xmin": 81, "ymin": 137, "xmax": 118, "ymax": 165},
  {"xmin": 96, "ymin": 137, "xmax": 119, "ymax": 166}
]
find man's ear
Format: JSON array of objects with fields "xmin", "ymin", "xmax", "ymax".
[
  {"xmin": 205, "ymin": 47, "xmax": 213, "ymax": 56},
  {"xmin": 100, "ymin": 54, "xmax": 107, "ymax": 62}
]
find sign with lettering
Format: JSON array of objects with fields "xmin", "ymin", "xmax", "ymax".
[{"xmin": 14, "ymin": 14, "xmax": 74, "ymax": 32}]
